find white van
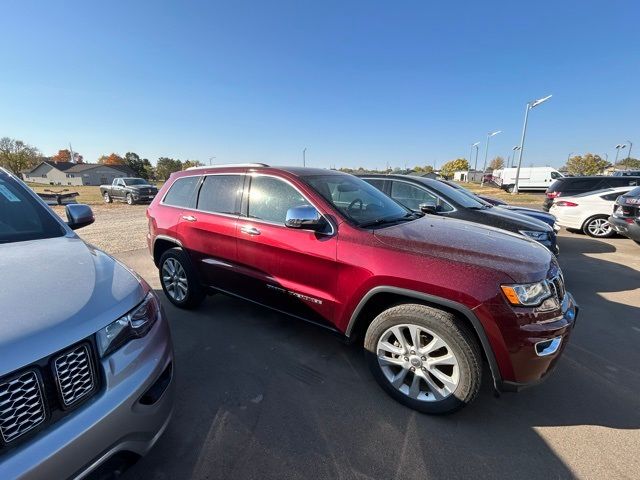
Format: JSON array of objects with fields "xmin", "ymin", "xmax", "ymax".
[{"xmin": 493, "ymin": 167, "xmax": 563, "ymax": 192}]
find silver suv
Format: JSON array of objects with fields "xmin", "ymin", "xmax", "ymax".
[{"xmin": 0, "ymin": 169, "xmax": 174, "ymax": 479}]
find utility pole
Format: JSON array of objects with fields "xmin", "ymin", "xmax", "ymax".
[
  {"xmin": 303, "ymin": 148, "xmax": 307, "ymax": 167},
  {"xmin": 481, "ymin": 131, "xmax": 501, "ymax": 186}
]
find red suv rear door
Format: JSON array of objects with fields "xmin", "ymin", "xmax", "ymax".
[
  {"xmin": 235, "ymin": 173, "xmax": 338, "ymax": 327},
  {"xmin": 178, "ymin": 173, "xmax": 246, "ymax": 291}
]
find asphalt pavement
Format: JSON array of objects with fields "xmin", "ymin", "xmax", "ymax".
[{"xmin": 117, "ymin": 231, "xmax": 640, "ymax": 480}]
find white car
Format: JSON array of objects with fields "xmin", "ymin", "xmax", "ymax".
[{"xmin": 550, "ymin": 186, "xmax": 634, "ymax": 238}]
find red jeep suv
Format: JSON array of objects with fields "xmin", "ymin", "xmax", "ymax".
[{"xmin": 147, "ymin": 164, "xmax": 577, "ymax": 414}]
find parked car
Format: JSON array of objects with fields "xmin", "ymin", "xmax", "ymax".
[
  {"xmin": 612, "ymin": 170, "xmax": 640, "ymax": 177},
  {"xmin": 549, "ymin": 187, "xmax": 634, "ymax": 238},
  {"xmin": 362, "ymin": 174, "xmax": 559, "ymax": 254},
  {"xmin": 100, "ymin": 177, "xmax": 159, "ymax": 205},
  {"xmin": 543, "ymin": 175, "xmax": 640, "ymax": 211},
  {"xmin": 147, "ymin": 164, "xmax": 577, "ymax": 414},
  {"xmin": 608, "ymin": 186, "xmax": 640, "ymax": 245},
  {"xmin": 493, "ymin": 167, "xmax": 563, "ymax": 193},
  {"xmin": 439, "ymin": 180, "xmax": 558, "ymax": 229},
  {"xmin": 0, "ymin": 168, "xmax": 174, "ymax": 479}
]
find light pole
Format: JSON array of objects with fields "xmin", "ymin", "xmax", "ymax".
[
  {"xmin": 302, "ymin": 148, "xmax": 307, "ymax": 167},
  {"xmin": 481, "ymin": 131, "xmax": 501, "ymax": 186},
  {"xmin": 511, "ymin": 146, "xmax": 521, "ymax": 167},
  {"xmin": 513, "ymin": 94, "xmax": 552, "ymax": 194},
  {"xmin": 614, "ymin": 144, "xmax": 626, "ymax": 168},
  {"xmin": 469, "ymin": 142, "xmax": 480, "ymax": 182},
  {"xmin": 627, "ymin": 140, "xmax": 633, "ymax": 162},
  {"xmin": 208, "ymin": 156, "xmax": 216, "ymax": 166},
  {"xmin": 567, "ymin": 152, "xmax": 573, "ymax": 164}
]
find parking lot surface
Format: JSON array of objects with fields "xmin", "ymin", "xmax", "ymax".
[{"xmin": 115, "ymin": 232, "xmax": 640, "ymax": 480}]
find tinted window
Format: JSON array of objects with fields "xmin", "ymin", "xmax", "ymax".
[
  {"xmin": 627, "ymin": 186, "xmax": 640, "ymax": 196},
  {"xmin": 0, "ymin": 176, "xmax": 66, "ymax": 243},
  {"xmin": 366, "ymin": 179, "xmax": 385, "ymax": 190},
  {"xmin": 564, "ymin": 178, "xmax": 603, "ymax": 190},
  {"xmin": 123, "ymin": 178, "xmax": 149, "ymax": 185},
  {"xmin": 163, "ymin": 176, "xmax": 200, "ymax": 208},
  {"xmin": 608, "ymin": 177, "xmax": 640, "ymax": 187},
  {"xmin": 601, "ymin": 192, "xmax": 625, "ymax": 201},
  {"xmin": 247, "ymin": 176, "xmax": 308, "ymax": 224},
  {"xmin": 550, "ymin": 171, "xmax": 562, "ymax": 179},
  {"xmin": 304, "ymin": 174, "xmax": 409, "ymax": 226},
  {"xmin": 422, "ymin": 180, "xmax": 483, "ymax": 209},
  {"xmin": 391, "ymin": 181, "xmax": 438, "ymax": 211},
  {"xmin": 197, "ymin": 175, "xmax": 243, "ymax": 214}
]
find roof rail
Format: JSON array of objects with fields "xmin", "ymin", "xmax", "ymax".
[{"xmin": 185, "ymin": 163, "xmax": 269, "ymax": 171}]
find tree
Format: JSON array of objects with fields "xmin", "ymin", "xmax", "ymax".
[
  {"xmin": 156, "ymin": 157, "xmax": 183, "ymax": 180},
  {"xmin": 52, "ymin": 149, "xmax": 83, "ymax": 163},
  {"xmin": 0, "ymin": 137, "xmax": 41, "ymax": 174},
  {"xmin": 618, "ymin": 157, "xmax": 640, "ymax": 169},
  {"xmin": 98, "ymin": 153, "xmax": 125, "ymax": 165},
  {"xmin": 124, "ymin": 152, "xmax": 149, "ymax": 177},
  {"xmin": 412, "ymin": 165, "xmax": 434, "ymax": 174},
  {"xmin": 565, "ymin": 153, "xmax": 610, "ymax": 176},
  {"xmin": 182, "ymin": 160, "xmax": 204, "ymax": 170},
  {"xmin": 489, "ymin": 156, "xmax": 505, "ymax": 171},
  {"xmin": 440, "ymin": 158, "xmax": 470, "ymax": 179}
]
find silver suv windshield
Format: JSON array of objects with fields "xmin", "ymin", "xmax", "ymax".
[
  {"xmin": 303, "ymin": 174, "xmax": 414, "ymax": 227},
  {"xmin": 0, "ymin": 174, "xmax": 66, "ymax": 243}
]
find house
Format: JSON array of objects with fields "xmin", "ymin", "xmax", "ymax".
[
  {"xmin": 453, "ymin": 170, "xmax": 483, "ymax": 182},
  {"xmin": 23, "ymin": 161, "xmax": 136, "ymax": 186}
]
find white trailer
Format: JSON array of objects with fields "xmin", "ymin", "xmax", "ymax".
[{"xmin": 492, "ymin": 167, "xmax": 563, "ymax": 192}]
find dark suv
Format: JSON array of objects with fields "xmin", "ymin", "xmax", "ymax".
[
  {"xmin": 544, "ymin": 175, "xmax": 640, "ymax": 211},
  {"xmin": 608, "ymin": 186, "xmax": 640, "ymax": 244},
  {"xmin": 147, "ymin": 164, "xmax": 577, "ymax": 414}
]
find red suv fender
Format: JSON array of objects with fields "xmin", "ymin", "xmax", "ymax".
[{"xmin": 344, "ymin": 286, "xmax": 505, "ymax": 392}]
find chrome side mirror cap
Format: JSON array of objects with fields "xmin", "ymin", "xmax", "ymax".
[{"xmin": 285, "ymin": 205, "xmax": 327, "ymax": 232}]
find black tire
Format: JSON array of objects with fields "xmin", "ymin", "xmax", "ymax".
[
  {"xmin": 126, "ymin": 193, "xmax": 134, "ymax": 205},
  {"xmin": 582, "ymin": 215, "xmax": 614, "ymax": 238},
  {"xmin": 364, "ymin": 304, "xmax": 482, "ymax": 414},
  {"xmin": 505, "ymin": 185, "xmax": 515, "ymax": 193},
  {"xmin": 103, "ymin": 192, "xmax": 112, "ymax": 203},
  {"xmin": 158, "ymin": 247, "xmax": 205, "ymax": 309}
]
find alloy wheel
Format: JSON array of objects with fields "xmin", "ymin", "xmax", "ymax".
[
  {"xmin": 377, "ymin": 324, "xmax": 460, "ymax": 402},
  {"xmin": 587, "ymin": 218, "xmax": 611, "ymax": 237},
  {"xmin": 162, "ymin": 257, "xmax": 189, "ymax": 302}
]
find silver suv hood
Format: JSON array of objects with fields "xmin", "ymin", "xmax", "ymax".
[{"xmin": 0, "ymin": 236, "xmax": 145, "ymax": 376}]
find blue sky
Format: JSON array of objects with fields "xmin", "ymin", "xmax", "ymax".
[{"xmin": 1, "ymin": 0, "xmax": 638, "ymax": 169}]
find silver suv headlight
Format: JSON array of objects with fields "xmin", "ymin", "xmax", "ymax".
[
  {"xmin": 519, "ymin": 230, "xmax": 549, "ymax": 242},
  {"xmin": 501, "ymin": 281, "xmax": 552, "ymax": 307},
  {"xmin": 96, "ymin": 291, "xmax": 160, "ymax": 357}
]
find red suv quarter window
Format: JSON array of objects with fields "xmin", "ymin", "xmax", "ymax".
[
  {"xmin": 163, "ymin": 176, "xmax": 200, "ymax": 208},
  {"xmin": 197, "ymin": 175, "xmax": 244, "ymax": 215},
  {"xmin": 247, "ymin": 176, "xmax": 308, "ymax": 224}
]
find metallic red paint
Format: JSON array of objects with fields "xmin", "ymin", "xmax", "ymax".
[{"xmin": 147, "ymin": 166, "xmax": 577, "ymax": 390}]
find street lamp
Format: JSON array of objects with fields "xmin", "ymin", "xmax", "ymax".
[
  {"xmin": 303, "ymin": 148, "xmax": 307, "ymax": 167},
  {"xmin": 614, "ymin": 144, "xmax": 626, "ymax": 167},
  {"xmin": 513, "ymin": 94, "xmax": 552, "ymax": 194},
  {"xmin": 511, "ymin": 146, "xmax": 521, "ymax": 167},
  {"xmin": 481, "ymin": 131, "xmax": 502, "ymax": 186},
  {"xmin": 469, "ymin": 142, "xmax": 480, "ymax": 182},
  {"xmin": 627, "ymin": 140, "xmax": 633, "ymax": 162},
  {"xmin": 567, "ymin": 152, "xmax": 573, "ymax": 164}
]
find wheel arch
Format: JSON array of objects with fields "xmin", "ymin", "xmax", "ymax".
[
  {"xmin": 153, "ymin": 235, "xmax": 183, "ymax": 267},
  {"xmin": 345, "ymin": 286, "xmax": 503, "ymax": 391}
]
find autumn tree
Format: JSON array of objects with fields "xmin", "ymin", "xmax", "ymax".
[
  {"xmin": 489, "ymin": 156, "xmax": 505, "ymax": 171},
  {"xmin": 0, "ymin": 137, "xmax": 41, "ymax": 174},
  {"xmin": 98, "ymin": 153, "xmax": 125, "ymax": 165},
  {"xmin": 565, "ymin": 153, "xmax": 610, "ymax": 176},
  {"xmin": 52, "ymin": 148, "xmax": 83, "ymax": 163},
  {"xmin": 618, "ymin": 157, "xmax": 640, "ymax": 169},
  {"xmin": 440, "ymin": 158, "xmax": 470, "ymax": 179},
  {"xmin": 412, "ymin": 165, "xmax": 434, "ymax": 174},
  {"xmin": 156, "ymin": 157, "xmax": 183, "ymax": 180}
]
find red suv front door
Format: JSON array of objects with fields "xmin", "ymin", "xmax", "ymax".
[{"xmin": 234, "ymin": 174, "xmax": 338, "ymax": 327}]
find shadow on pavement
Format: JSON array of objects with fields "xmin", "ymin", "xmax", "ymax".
[{"xmin": 120, "ymin": 236, "xmax": 640, "ymax": 480}]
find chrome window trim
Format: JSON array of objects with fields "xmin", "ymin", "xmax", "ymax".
[{"xmin": 159, "ymin": 171, "xmax": 336, "ymax": 235}]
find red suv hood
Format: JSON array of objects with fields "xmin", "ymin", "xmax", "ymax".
[{"xmin": 373, "ymin": 216, "xmax": 553, "ymax": 284}]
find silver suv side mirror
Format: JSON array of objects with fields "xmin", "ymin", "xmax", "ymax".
[
  {"xmin": 285, "ymin": 205, "xmax": 327, "ymax": 232},
  {"xmin": 66, "ymin": 204, "xmax": 95, "ymax": 230}
]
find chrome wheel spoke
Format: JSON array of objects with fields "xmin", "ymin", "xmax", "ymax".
[
  {"xmin": 408, "ymin": 325, "xmax": 422, "ymax": 351},
  {"xmin": 428, "ymin": 352, "xmax": 456, "ymax": 366},
  {"xmin": 378, "ymin": 355, "xmax": 406, "ymax": 367},
  {"xmin": 408, "ymin": 373, "xmax": 421, "ymax": 399},
  {"xmin": 429, "ymin": 367, "xmax": 458, "ymax": 393},
  {"xmin": 421, "ymin": 336, "xmax": 445, "ymax": 355},
  {"xmin": 391, "ymin": 368, "xmax": 409, "ymax": 388},
  {"xmin": 378, "ymin": 341, "xmax": 404, "ymax": 356}
]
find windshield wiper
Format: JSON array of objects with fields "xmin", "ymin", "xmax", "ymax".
[{"xmin": 359, "ymin": 213, "xmax": 418, "ymax": 228}]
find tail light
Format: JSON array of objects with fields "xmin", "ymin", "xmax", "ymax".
[
  {"xmin": 555, "ymin": 201, "xmax": 578, "ymax": 207},
  {"xmin": 546, "ymin": 191, "xmax": 560, "ymax": 199}
]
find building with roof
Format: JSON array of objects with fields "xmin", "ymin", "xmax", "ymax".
[{"xmin": 23, "ymin": 160, "xmax": 135, "ymax": 186}]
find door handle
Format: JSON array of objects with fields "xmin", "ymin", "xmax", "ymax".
[
  {"xmin": 240, "ymin": 225, "xmax": 261, "ymax": 236},
  {"xmin": 182, "ymin": 215, "xmax": 197, "ymax": 222}
]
